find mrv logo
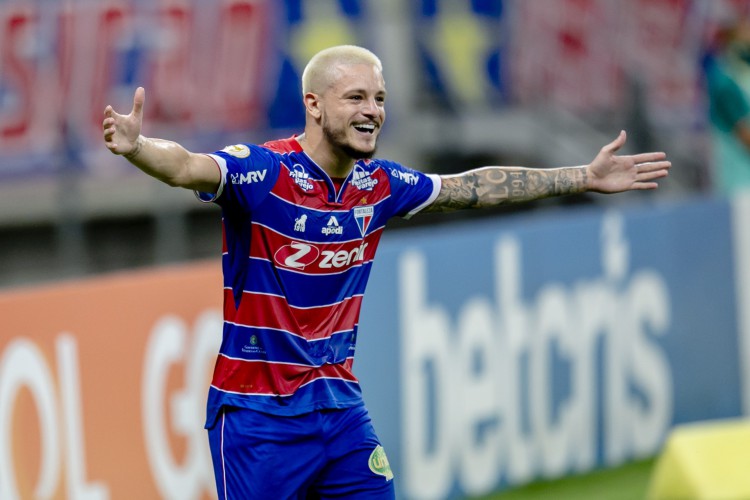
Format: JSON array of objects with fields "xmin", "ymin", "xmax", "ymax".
[
  {"xmin": 399, "ymin": 214, "xmax": 673, "ymax": 499},
  {"xmin": 230, "ymin": 169, "xmax": 267, "ymax": 185}
]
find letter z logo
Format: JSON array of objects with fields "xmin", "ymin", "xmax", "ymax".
[{"xmin": 274, "ymin": 242, "xmax": 320, "ymax": 270}]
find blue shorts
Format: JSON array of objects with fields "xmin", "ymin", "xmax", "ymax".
[{"xmin": 207, "ymin": 404, "xmax": 395, "ymax": 499}]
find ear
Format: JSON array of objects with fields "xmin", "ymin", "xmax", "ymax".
[{"xmin": 303, "ymin": 92, "xmax": 322, "ymax": 120}]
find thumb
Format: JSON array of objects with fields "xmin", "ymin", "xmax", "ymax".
[
  {"xmin": 603, "ymin": 130, "xmax": 626, "ymax": 154},
  {"xmin": 132, "ymin": 86, "xmax": 145, "ymax": 118}
]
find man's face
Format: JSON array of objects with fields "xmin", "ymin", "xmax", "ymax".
[{"xmin": 318, "ymin": 63, "xmax": 386, "ymax": 160}]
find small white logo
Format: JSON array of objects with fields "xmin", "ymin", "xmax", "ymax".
[
  {"xmin": 230, "ymin": 169, "xmax": 267, "ymax": 184},
  {"xmin": 390, "ymin": 168, "xmax": 419, "ymax": 186},
  {"xmin": 322, "ymin": 216, "xmax": 344, "ymax": 235},
  {"xmin": 351, "ymin": 165, "xmax": 378, "ymax": 191},
  {"xmin": 222, "ymin": 144, "xmax": 250, "ymax": 158},
  {"xmin": 290, "ymin": 164, "xmax": 314, "ymax": 191},
  {"xmin": 294, "ymin": 214, "xmax": 307, "ymax": 232}
]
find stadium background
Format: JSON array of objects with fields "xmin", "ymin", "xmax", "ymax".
[{"xmin": 1, "ymin": 0, "xmax": 750, "ymax": 498}]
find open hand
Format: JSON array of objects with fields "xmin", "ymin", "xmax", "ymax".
[
  {"xmin": 103, "ymin": 87, "xmax": 145, "ymax": 156},
  {"xmin": 587, "ymin": 131, "xmax": 671, "ymax": 193}
]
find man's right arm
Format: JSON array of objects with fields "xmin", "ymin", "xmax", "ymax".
[{"xmin": 103, "ymin": 87, "xmax": 220, "ymax": 194}]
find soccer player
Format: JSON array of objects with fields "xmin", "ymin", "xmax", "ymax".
[{"xmin": 102, "ymin": 45, "xmax": 670, "ymax": 499}]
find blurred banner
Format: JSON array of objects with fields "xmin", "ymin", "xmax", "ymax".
[
  {"xmin": 2, "ymin": 194, "xmax": 750, "ymax": 499},
  {"xmin": 2, "ymin": 0, "xmax": 748, "ymax": 178},
  {"xmin": 0, "ymin": 263, "xmax": 223, "ymax": 500}
]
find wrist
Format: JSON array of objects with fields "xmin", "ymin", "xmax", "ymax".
[
  {"xmin": 581, "ymin": 164, "xmax": 594, "ymax": 192},
  {"xmin": 124, "ymin": 135, "xmax": 145, "ymax": 161}
]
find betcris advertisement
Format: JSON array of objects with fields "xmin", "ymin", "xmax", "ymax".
[
  {"xmin": 356, "ymin": 195, "xmax": 750, "ymax": 499},
  {"xmin": 3, "ymin": 194, "xmax": 750, "ymax": 499}
]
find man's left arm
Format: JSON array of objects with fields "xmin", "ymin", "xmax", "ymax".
[{"xmin": 424, "ymin": 131, "xmax": 670, "ymax": 213}]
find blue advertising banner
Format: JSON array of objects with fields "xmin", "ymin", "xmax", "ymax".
[{"xmin": 356, "ymin": 196, "xmax": 746, "ymax": 499}]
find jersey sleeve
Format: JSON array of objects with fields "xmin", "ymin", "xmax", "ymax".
[
  {"xmin": 379, "ymin": 160, "xmax": 441, "ymax": 219},
  {"xmin": 194, "ymin": 143, "xmax": 280, "ymax": 211}
]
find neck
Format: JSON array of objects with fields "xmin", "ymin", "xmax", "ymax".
[{"xmin": 297, "ymin": 132, "xmax": 356, "ymax": 179}]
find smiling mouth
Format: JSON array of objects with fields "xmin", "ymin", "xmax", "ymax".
[{"xmin": 353, "ymin": 123, "xmax": 376, "ymax": 134}]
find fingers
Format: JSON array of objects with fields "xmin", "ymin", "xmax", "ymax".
[
  {"xmin": 603, "ymin": 130, "xmax": 627, "ymax": 154},
  {"xmin": 637, "ymin": 168, "xmax": 669, "ymax": 182},
  {"xmin": 633, "ymin": 160, "xmax": 670, "ymax": 187},
  {"xmin": 636, "ymin": 160, "xmax": 671, "ymax": 173},
  {"xmin": 629, "ymin": 151, "xmax": 667, "ymax": 164},
  {"xmin": 132, "ymin": 86, "xmax": 145, "ymax": 118},
  {"xmin": 631, "ymin": 182, "xmax": 660, "ymax": 190}
]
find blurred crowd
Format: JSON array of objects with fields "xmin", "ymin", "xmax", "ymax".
[{"xmin": 2, "ymin": 0, "xmax": 750, "ymax": 287}]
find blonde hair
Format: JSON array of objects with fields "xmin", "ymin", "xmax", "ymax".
[{"xmin": 301, "ymin": 45, "xmax": 383, "ymax": 94}]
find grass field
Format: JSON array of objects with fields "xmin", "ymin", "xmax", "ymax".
[{"xmin": 471, "ymin": 458, "xmax": 656, "ymax": 500}]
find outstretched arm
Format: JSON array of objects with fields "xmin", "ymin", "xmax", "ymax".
[
  {"xmin": 425, "ymin": 131, "xmax": 670, "ymax": 212},
  {"xmin": 102, "ymin": 87, "xmax": 220, "ymax": 193}
]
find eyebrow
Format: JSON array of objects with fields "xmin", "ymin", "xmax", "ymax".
[{"xmin": 341, "ymin": 88, "xmax": 387, "ymax": 97}]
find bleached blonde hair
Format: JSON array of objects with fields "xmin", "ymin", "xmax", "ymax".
[{"xmin": 301, "ymin": 45, "xmax": 383, "ymax": 95}]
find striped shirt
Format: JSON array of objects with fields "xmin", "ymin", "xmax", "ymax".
[{"xmin": 197, "ymin": 136, "xmax": 441, "ymax": 423}]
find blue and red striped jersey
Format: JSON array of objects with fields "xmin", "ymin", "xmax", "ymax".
[{"xmin": 197, "ymin": 136, "xmax": 441, "ymax": 423}]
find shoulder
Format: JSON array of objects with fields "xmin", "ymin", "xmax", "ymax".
[
  {"xmin": 261, "ymin": 136, "xmax": 304, "ymax": 154},
  {"xmin": 369, "ymin": 159, "xmax": 430, "ymax": 187}
]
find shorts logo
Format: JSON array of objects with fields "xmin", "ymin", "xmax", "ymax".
[
  {"xmin": 222, "ymin": 144, "xmax": 250, "ymax": 158},
  {"xmin": 354, "ymin": 206, "xmax": 373, "ymax": 237},
  {"xmin": 368, "ymin": 445, "xmax": 393, "ymax": 481}
]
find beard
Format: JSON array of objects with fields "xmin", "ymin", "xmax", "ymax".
[{"xmin": 322, "ymin": 120, "xmax": 377, "ymax": 160}]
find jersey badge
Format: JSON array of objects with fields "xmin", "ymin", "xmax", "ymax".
[
  {"xmin": 351, "ymin": 165, "xmax": 378, "ymax": 191},
  {"xmin": 368, "ymin": 445, "xmax": 394, "ymax": 481},
  {"xmin": 222, "ymin": 144, "xmax": 250, "ymax": 158},
  {"xmin": 294, "ymin": 214, "xmax": 307, "ymax": 232},
  {"xmin": 353, "ymin": 206, "xmax": 373, "ymax": 237},
  {"xmin": 290, "ymin": 163, "xmax": 314, "ymax": 191}
]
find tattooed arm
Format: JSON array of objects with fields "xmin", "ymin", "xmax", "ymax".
[{"xmin": 424, "ymin": 131, "xmax": 670, "ymax": 213}]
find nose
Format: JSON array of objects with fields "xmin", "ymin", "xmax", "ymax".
[{"xmin": 361, "ymin": 97, "xmax": 380, "ymax": 117}]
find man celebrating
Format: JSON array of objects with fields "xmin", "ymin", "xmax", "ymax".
[{"xmin": 103, "ymin": 45, "xmax": 669, "ymax": 499}]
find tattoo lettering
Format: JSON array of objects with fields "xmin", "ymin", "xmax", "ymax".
[{"xmin": 426, "ymin": 166, "xmax": 587, "ymax": 212}]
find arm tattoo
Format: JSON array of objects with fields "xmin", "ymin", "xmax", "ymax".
[
  {"xmin": 124, "ymin": 135, "xmax": 145, "ymax": 161},
  {"xmin": 426, "ymin": 166, "xmax": 588, "ymax": 212}
]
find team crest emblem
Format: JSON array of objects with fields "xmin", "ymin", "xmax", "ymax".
[
  {"xmin": 368, "ymin": 445, "xmax": 393, "ymax": 481},
  {"xmin": 354, "ymin": 206, "xmax": 373, "ymax": 237},
  {"xmin": 222, "ymin": 144, "xmax": 250, "ymax": 158}
]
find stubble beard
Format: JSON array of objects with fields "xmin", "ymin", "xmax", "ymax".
[{"xmin": 322, "ymin": 122, "xmax": 377, "ymax": 160}]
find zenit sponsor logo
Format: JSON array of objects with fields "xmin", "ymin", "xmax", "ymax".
[
  {"xmin": 230, "ymin": 170, "xmax": 267, "ymax": 184},
  {"xmin": 273, "ymin": 241, "xmax": 369, "ymax": 271}
]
